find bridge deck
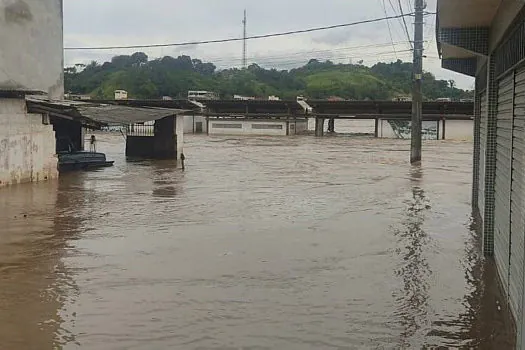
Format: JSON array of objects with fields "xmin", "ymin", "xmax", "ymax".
[{"xmin": 78, "ymin": 99, "xmax": 474, "ymax": 119}]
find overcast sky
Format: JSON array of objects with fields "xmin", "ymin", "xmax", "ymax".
[{"xmin": 63, "ymin": 0, "xmax": 474, "ymax": 89}]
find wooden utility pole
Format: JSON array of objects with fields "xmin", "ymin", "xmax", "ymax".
[{"xmin": 410, "ymin": 0, "xmax": 425, "ymax": 163}]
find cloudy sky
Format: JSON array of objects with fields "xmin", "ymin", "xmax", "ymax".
[{"xmin": 63, "ymin": 0, "xmax": 474, "ymax": 89}]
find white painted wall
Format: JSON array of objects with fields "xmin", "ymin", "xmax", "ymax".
[
  {"xmin": 183, "ymin": 115, "xmax": 207, "ymax": 134},
  {"xmin": 287, "ymin": 120, "xmax": 308, "ymax": 135},
  {"xmin": 209, "ymin": 120, "xmax": 288, "ymax": 136},
  {"xmin": 441, "ymin": 120, "xmax": 474, "ymax": 141},
  {"xmin": 378, "ymin": 119, "xmax": 473, "ymax": 140},
  {"xmin": 0, "ymin": 99, "xmax": 58, "ymax": 187},
  {"xmin": 0, "ymin": 0, "xmax": 64, "ymax": 99}
]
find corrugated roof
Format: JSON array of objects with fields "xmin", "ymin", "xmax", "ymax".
[
  {"xmin": 26, "ymin": 98, "xmax": 188, "ymax": 127},
  {"xmin": 75, "ymin": 105, "xmax": 187, "ymax": 125}
]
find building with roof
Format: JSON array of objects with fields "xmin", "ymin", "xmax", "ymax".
[
  {"xmin": 0, "ymin": 0, "xmax": 63, "ymax": 187},
  {"xmin": 436, "ymin": 1, "xmax": 525, "ymax": 346}
]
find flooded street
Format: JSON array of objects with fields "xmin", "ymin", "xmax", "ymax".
[{"xmin": 0, "ymin": 132, "xmax": 515, "ymax": 349}]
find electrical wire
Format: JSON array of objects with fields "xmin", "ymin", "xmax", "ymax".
[
  {"xmin": 64, "ymin": 13, "xmax": 414, "ymax": 51},
  {"xmin": 397, "ymin": 0, "xmax": 413, "ymax": 49},
  {"xmin": 380, "ymin": 0, "xmax": 398, "ymax": 59}
]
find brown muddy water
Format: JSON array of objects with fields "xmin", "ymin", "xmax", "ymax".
[{"xmin": 0, "ymin": 133, "xmax": 515, "ymax": 349}]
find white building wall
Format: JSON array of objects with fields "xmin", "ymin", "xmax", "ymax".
[
  {"xmin": 295, "ymin": 120, "xmax": 308, "ymax": 134},
  {"xmin": 287, "ymin": 120, "xmax": 308, "ymax": 135},
  {"xmin": 0, "ymin": 0, "xmax": 64, "ymax": 99},
  {"xmin": 379, "ymin": 119, "xmax": 473, "ymax": 140},
  {"xmin": 209, "ymin": 120, "xmax": 288, "ymax": 136},
  {"xmin": 0, "ymin": 99, "xmax": 58, "ymax": 187},
  {"xmin": 441, "ymin": 120, "xmax": 474, "ymax": 141},
  {"xmin": 183, "ymin": 115, "xmax": 207, "ymax": 134}
]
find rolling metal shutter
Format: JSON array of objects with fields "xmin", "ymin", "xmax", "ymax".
[
  {"xmin": 479, "ymin": 92, "xmax": 488, "ymax": 220},
  {"xmin": 494, "ymin": 74, "xmax": 514, "ymax": 295},
  {"xmin": 512, "ymin": 67, "xmax": 525, "ymax": 349}
]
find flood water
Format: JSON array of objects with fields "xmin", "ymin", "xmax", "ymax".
[{"xmin": 0, "ymin": 131, "xmax": 515, "ymax": 349}]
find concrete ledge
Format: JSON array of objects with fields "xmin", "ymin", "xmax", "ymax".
[
  {"xmin": 442, "ymin": 58, "xmax": 478, "ymax": 77},
  {"xmin": 439, "ymin": 27, "xmax": 489, "ymax": 56}
]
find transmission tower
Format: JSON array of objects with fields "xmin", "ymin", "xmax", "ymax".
[{"xmin": 242, "ymin": 10, "xmax": 247, "ymax": 69}]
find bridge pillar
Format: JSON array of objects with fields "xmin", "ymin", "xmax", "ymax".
[
  {"xmin": 441, "ymin": 118, "xmax": 446, "ymax": 140},
  {"xmin": 374, "ymin": 118, "xmax": 379, "ymax": 138},
  {"xmin": 327, "ymin": 118, "xmax": 335, "ymax": 133},
  {"xmin": 315, "ymin": 118, "xmax": 325, "ymax": 137}
]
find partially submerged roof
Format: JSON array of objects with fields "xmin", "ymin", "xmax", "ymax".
[{"xmin": 26, "ymin": 98, "xmax": 189, "ymax": 128}]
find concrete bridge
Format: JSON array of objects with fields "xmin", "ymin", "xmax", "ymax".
[{"xmin": 94, "ymin": 98, "xmax": 474, "ymax": 138}]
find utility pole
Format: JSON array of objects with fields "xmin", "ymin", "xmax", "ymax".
[
  {"xmin": 410, "ymin": 0, "xmax": 425, "ymax": 164},
  {"xmin": 242, "ymin": 10, "xmax": 247, "ymax": 69}
]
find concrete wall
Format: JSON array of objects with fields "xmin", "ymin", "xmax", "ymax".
[
  {"xmin": 183, "ymin": 115, "xmax": 207, "ymax": 134},
  {"xmin": 442, "ymin": 120, "xmax": 474, "ymax": 141},
  {"xmin": 0, "ymin": 99, "xmax": 58, "ymax": 187},
  {"xmin": 0, "ymin": 0, "xmax": 64, "ymax": 99},
  {"xmin": 125, "ymin": 136, "xmax": 155, "ymax": 158},
  {"xmin": 52, "ymin": 117, "xmax": 84, "ymax": 152},
  {"xmin": 125, "ymin": 115, "xmax": 184, "ymax": 165},
  {"xmin": 208, "ymin": 120, "xmax": 288, "ymax": 136},
  {"xmin": 288, "ymin": 120, "xmax": 308, "ymax": 135},
  {"xmin": 176, "ymin": 115, "xmax": 184, "ymax": 163},
  {"xmin": 377, "ymin": 119, "xmax": 473, "ymax": 140},
  {"xmin": 379, "ymin": 120, "xmax": 438, "ymax": 139}
]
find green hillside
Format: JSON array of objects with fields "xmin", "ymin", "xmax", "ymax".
[{"xmin": 64, "ymin": 53, "xmax": 473, "ymax": 101}]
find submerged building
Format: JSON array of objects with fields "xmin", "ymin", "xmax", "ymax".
[
  {"xmin": 436, "ymin": 1, "xmax": 525, "ymax": 347},
  {"xmin": 0, "ymin": 0, "xmax": 64, "ymax": 187}
]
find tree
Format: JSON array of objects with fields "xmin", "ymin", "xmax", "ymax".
[{"xmin": 64, "ymin": 52, "xmax": 472, "ymax": 101}]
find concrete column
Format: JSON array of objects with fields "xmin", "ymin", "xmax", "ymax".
[
  {"xmin": 315, "ymin": 118, "xmax": 325, "ymax": 137},
  {"xmin": 482, "ymin": 55, "xmax": 498, "ymax": 256},
  {"xmin": 441, "ymin": 118, "xmax": 446, "ymax": 140},
  {"xmin": 328, "ymin": 118, "xmax": 335, "ymax": 133},
  {"xmin": 472, "ymin": 96, "xmax": 482, "ymax": 214},
  {"xmin": 374, "ymin": 118, "xmax": 379, "ymax": 138}
]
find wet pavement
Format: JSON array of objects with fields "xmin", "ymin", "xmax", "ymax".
[{"xmin": 0, "ymin": 132, "xmax": 515, "ymax": 349}]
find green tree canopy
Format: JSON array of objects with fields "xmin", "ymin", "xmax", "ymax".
[{"xmin": 65, "ymin": 53, "xmax": 473, "ymax": 101}]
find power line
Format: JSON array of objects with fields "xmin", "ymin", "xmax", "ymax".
[
  {"xmin": 397, "ymin": 0, "xmax": 413, "ymax": 48},
  {"xmin": 210, "ymin": 41, "xmax": 410, "ymax": 63},
  {"xmin": 380, "ymin": 0, "xmax": 398, "ymax": 59},
  {"xmin": 64, "ymin": 13, "xmax": 414, "ymax": 51},
  {"xmin": 386, "ymin": 0, "xmax": 409, "ymax": 47}
]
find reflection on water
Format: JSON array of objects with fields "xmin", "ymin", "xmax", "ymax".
[
  {"xmin": 0, "ymin": 182, "xmax": 79, "ymax": 348},
  {"xmin": 0, "ymin": 133, "xmax": 515, "ymax": 349},
  {"xmin": 393, "ymin": 165, "xmax": 433, "ymax": 348}
]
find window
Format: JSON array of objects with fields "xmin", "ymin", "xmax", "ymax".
[
  {"xmin": 252, "ymin": 124, "xmax": 283, "ymax": 130},
  {"xmin": 212, "ymin": 123, "xmax": 242, "ymax": 129}
]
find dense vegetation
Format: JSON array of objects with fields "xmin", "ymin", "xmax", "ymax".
[{"xmin": 65, "ymin": 52, "xmax": 473, "ymax": 101}]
